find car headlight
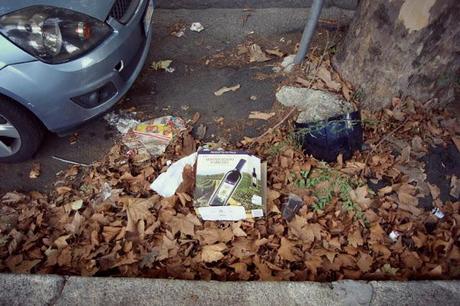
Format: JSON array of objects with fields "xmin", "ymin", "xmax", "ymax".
[{"xmin": 0, "ymin": 6, "xmax": 113, "ymax": 64}]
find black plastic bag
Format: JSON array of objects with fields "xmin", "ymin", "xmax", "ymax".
[{"xmin": 294, "ymin": 111, "xmax": 363, "ymax": 162}]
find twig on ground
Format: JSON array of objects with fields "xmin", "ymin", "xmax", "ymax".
[
  {"xmin": 253, "ymin": 107, "xmax": 297, "ymax": 142},
  {"xmin": 52, "ymin": 156, "xmax": 91, "ymax": 167},
  {"xmin": 361, "ymin": 118, "xmax": 409, "ymax": 177}
]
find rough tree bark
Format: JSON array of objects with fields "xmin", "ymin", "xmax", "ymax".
[{"xmin": 332, "ymin": 0, "xmax": 459, "ymax": 110}]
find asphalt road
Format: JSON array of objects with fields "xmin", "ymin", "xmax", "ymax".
[
  {"xmin": 0, "ymin": 8, "xmax": 354, "ymax": 192},
  {"xmin": 157, "ymin": 0, "xmax": 358, "ymax": 10}
]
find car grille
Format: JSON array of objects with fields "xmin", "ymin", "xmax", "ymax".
[{"xmin": 110, "ymin": 0, "xmax": 140, "ymax": 23}]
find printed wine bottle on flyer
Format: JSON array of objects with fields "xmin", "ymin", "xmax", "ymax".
[
  {"xmin": 208, "ymin": 159, "xmax": 246, "ymax": 206},
  {"xmin": 252, "ymin": 168, "xmax": 257, "ymax": 187}
]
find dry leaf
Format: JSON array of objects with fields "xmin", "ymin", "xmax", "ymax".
[
  {"xmin": 151, "ymin": 60, "xmax": 173, "ymax": 71},
  {"xmin": 214, "ymin": 84, "xmax": 241, "ymax": 96},
  {"xmin": 357, "ymin": 253, "xmax": 373, "ymax": 273},
  {"xmin": 201, "ymin": 243, "xmax": 226, "ymax": 262},
  {"xmin": 123, "ymin": 198, "xmax": 153, "ymax": 233},
  {"xmin": 265, "ymin": 48, "xmax": 284, "ymax": 57},
  {"xmin": 248, "ymin": 111, "xmax": 275, "ymax": 120},
  {"xmin": 29, "ymin": 163, "xmax": 41, "ymax": 179},
  {"xmin": 54, "ymin": 235, "xmax": 71, "ymax": 249},
  {"xmin": 296, "ymin": 77, "xmax": 310, "ymax": 87},
  {"xmin": 349, "ymin": 186, "xmax": 373, "ymax": 210},
  {"xmin": 248, "ymin": 44, "xmax": 270, "ymax": 62},
  {"xmin": 450, "ymin": 176, "xmax": 460, "ymax": 199},
  {"xmin": 427, "ymin": 183, "xmax": 440, "ymax": 200},
  {"xmin": 342, "ymin": 83, "xmax": 351, "ymax": 101},
  {"xmin": 348, "ymin": 229, "xmax": 364, "ymax": 248},
  {"xmin": 278, "ymin": 237, "xmax": 301, "ymax": 262},
  {"xmin": 317, "ymin": 66, "xmax": 341, "ymax": 91}
]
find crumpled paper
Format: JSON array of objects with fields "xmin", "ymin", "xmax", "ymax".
[{"xmin": 150, "ymin": 153, "xmax": 197, "ymax": 197}]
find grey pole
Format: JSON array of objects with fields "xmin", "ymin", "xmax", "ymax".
[{"xmin": 293, "ymin": 0, "xmax": 325, "ymax": 65}]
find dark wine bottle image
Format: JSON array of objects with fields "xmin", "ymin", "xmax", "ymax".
[
  {"xmin": 252, "ymin": 168, "xmax": 257, "ymax": 187},
  {"xmin": 208, "ymin": 159, "xmax": 246, "ymax": 206}
]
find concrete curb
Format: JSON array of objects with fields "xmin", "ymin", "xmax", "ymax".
[{"xmin": 0, "ymin": 274, "xmax": 459, "ymax": 306}]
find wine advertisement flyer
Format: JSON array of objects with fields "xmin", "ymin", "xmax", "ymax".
[{"xmin": 194, "ymin": 150, "xmax": 267, "ymax": 220}]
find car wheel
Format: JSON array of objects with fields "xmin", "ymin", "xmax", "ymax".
[{"xmin": 0, "ymin": 97, "xmax": 44, "ymax": 163}]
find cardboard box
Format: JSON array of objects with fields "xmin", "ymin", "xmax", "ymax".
[{"xmin": 194, "ymin": 150, "xmax": 267, "ymax": 221}]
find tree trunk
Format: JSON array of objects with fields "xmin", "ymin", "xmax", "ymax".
[{"xmin": 332, "ymin": 0, "xmax": 459, "ymax": 110}]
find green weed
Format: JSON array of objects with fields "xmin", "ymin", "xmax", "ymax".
[{"xmin": 294, "ymin": 166, "xmax": 367, "ymax": 223}]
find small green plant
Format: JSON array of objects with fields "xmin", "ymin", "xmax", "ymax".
[
  {"xmin": 294, "ymin": 166, "xmax": 367, "ymax": 222},
  {"xmin": 351, "ymin": 87, "xmax": 365, "ymax": 102},
  {"xmin": 267, "ymin": 131, "xmax": 301, "ymax": 158}
]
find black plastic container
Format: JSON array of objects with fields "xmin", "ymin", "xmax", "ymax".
[{"xmin": 294, "ymin": 111, "xmax": 363, "ymax": 162}]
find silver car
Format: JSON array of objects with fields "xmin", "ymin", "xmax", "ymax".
[{"xmin": 0, "ymin": 0, "xmax": 155, "ymax": 162}]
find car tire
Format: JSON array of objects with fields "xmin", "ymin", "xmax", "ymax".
[{"xmin": 0, "ymin": 97, "xmax": 45, "ymax": 163}]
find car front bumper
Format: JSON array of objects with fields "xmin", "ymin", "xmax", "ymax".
[{"xmin": 0, "ymin": 0, "xmax": 153, "ymax": 134}]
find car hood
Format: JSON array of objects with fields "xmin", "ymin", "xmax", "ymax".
[{"xmin": 0, "ymin": 0, "xmax": 116, "ymax": 21}]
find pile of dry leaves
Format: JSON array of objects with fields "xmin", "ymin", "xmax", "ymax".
[{"xmin": 0, "ymin": 96, "xmax": 459, "ymax": 281}]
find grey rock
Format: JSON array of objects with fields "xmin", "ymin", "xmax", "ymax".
[
  {"xmin": 281, "ymin": 55, "xmax": 296, "ymax": 72},
  {"xmin": 276, "ymin": 86, "xmax": 354, "ymax": 123}
]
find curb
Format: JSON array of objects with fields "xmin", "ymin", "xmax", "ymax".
[{"xmin": 1, "ymin": 274, "xmax": 459, "ymax": 306}]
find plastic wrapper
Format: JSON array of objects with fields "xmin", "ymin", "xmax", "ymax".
[{"xmin": 122, "ymin": 116, "xmax": 186, "ymax": 156}]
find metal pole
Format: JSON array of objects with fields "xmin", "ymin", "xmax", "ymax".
[{"xmin": 294, "ymin": 0, "xmax": 325, "ymax": 65}]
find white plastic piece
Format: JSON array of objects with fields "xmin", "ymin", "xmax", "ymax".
[
  {"xmin": 190, "ymin": 22, "xmax": 205, "ymax": 32},
  {"xmin": 432, "ymin": 207, "xmax": 445, "ymax": 219},
  {"xmin": 150, "ymin": 153, "xmax": 197, "ymax": 197},
  {"xmin": 389, "ymin": 230, "xmax": 400, "ymax": 241}
]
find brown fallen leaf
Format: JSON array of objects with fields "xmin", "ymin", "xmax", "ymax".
[
  {"xmin": 378, "ymin": 186, "xmax": 393, "ymax": 197},
  {"xmin": 342, "ymin": 83, "xmax": 351, "ymax": 101},
  {"xmin": 230, "ymin": 262, "xmax": 251, "ymax": 280},
  {"xmin": 54, "ymin": 235, "xmax": 71, "ymax": 249},
  {"xmin": 201, "ymin": 243, "xmax": 226, "ymax": 263},
  {"xmin": 397, "ymin": 183, "xmax": 419, "ymax": 207},
  {"xmin": 450, "ymin": 176, "xmax": 460, "ymax": 199},
  {"xmin": 29, "ymin": 162, "xmax": 41, "ymax": 179},
  {"xmin": 349, "ymin": 186, "xmax": 373, "ymax": 210},
  {"xmin": 169, "ymin": 213, "xmax": 201, "ymax": 237},
  {"xmin": 348, "ymin": 228, "xmax": 364, "ymax": 248},
  {"xmin": 277, "ymin": 237, "xmax": 301, "ymax": 262},
  {"xmin": 427, "ymin": 183, "xmax": 440, "ymax": 200},
  {"xmin": 248, "ymin": 44, "xmax": 271, "ymax": 62},
  {"xmin": 123, "ymin": 197, "xmax": 153, "ymax": 233},
  {"xmin": 265, "ymin": 48, "xmax": 284, "ymax": 57},
  {"xmin": 13, "ymin": 259, "xmax": 41, "ymax": 273},
  {"xmin": 214, "ymin": 84, "xmax": 241, "ymax": 96},
  {"xmin": 296, "ymin": 77, "xmax": 310, "ymax": 87},
  {"xmin": 248, "ymin": 111, "xmax": 276, "ymax": 120},
  {"xmin": 356, "ymin": 253, "xmax": 373, "ymax": 273},
  {"xmin": 317, "ymin": 66, "xmax": 341, "ymax": 91}
]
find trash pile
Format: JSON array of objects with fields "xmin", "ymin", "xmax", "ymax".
[{"xmin": 0, "ymin": 95, "xmax": 459, "ymax": 281}]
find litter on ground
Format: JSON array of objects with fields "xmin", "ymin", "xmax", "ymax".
[
  {"xmin": 190, "ymin": 22, "xmax": 205, "ymax": 32},
  {"xmin": 214, "ymin": 84, "xmax": 241, "ymax": 96}
]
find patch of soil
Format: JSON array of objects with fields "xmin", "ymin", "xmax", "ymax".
[{"xmin": 424, "ymin": 143, "xmax": 460, "ymax": 203}]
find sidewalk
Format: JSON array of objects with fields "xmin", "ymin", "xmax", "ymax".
[{"xmin": 1, "ymin": 274, "xmax": 459, "ymax": 306}]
